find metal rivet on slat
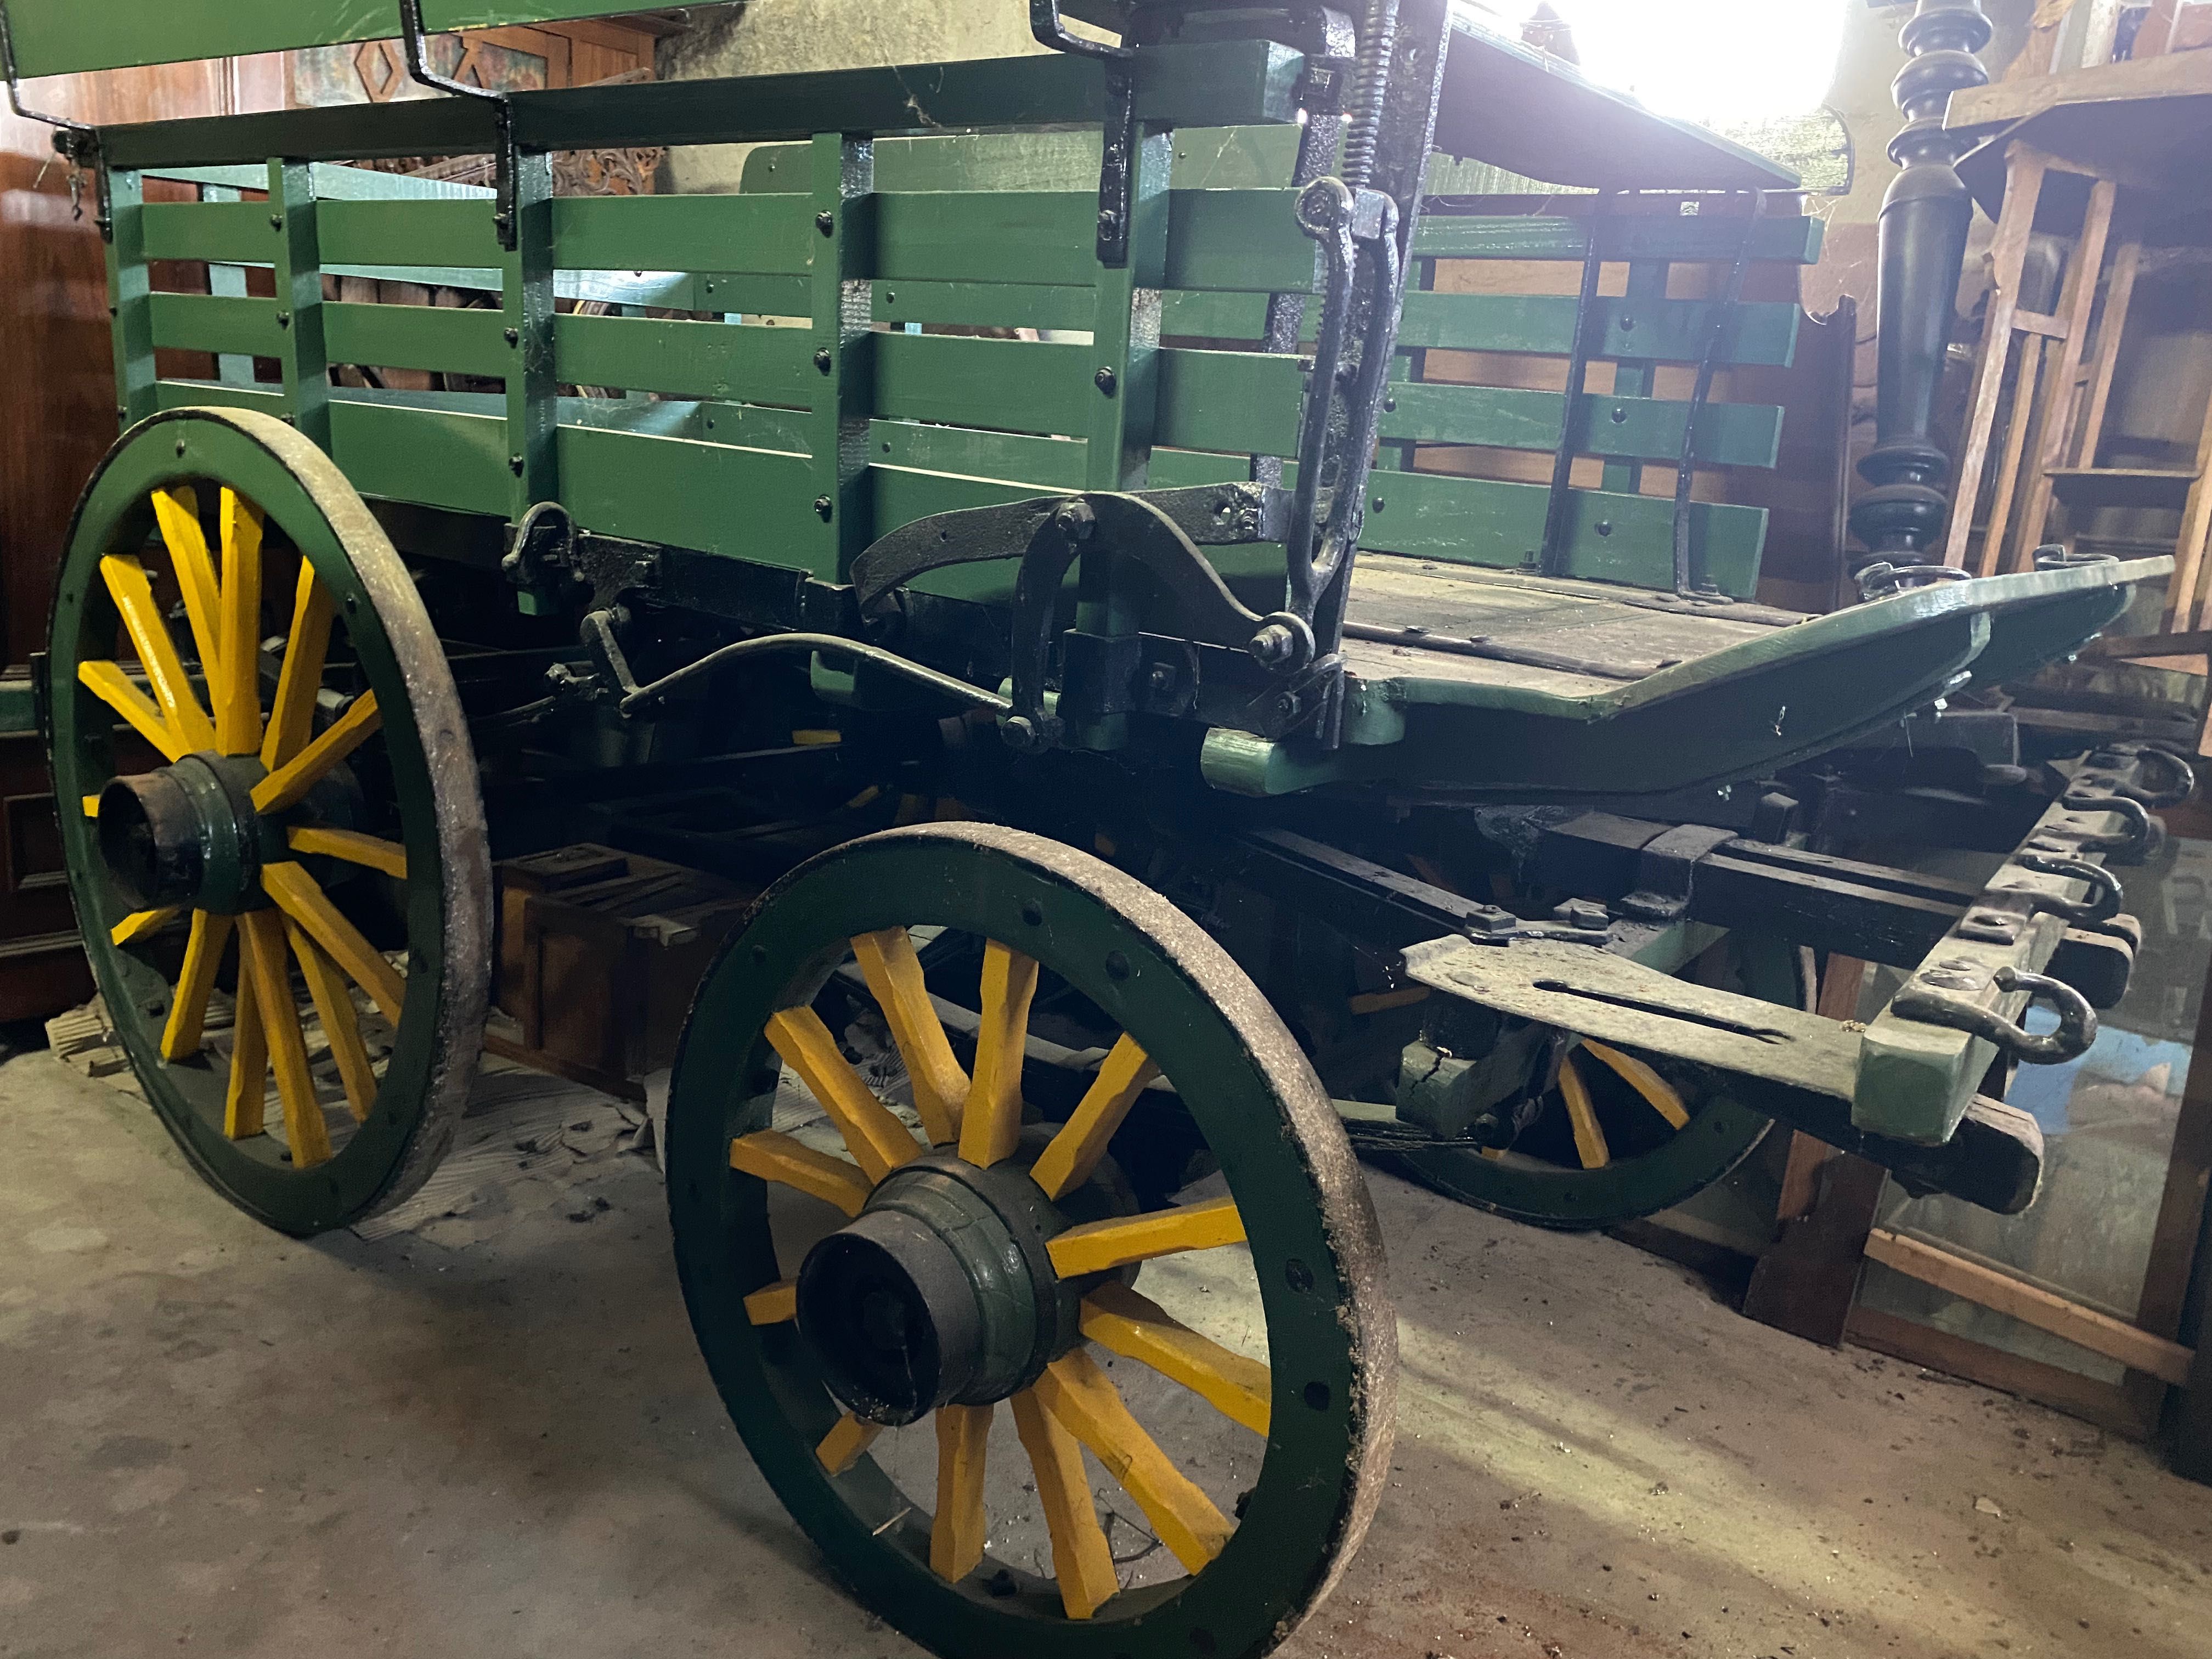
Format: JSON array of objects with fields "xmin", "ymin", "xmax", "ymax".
[{"xmin": 816, "ymin": 211, "xmax": 835, "ymax": 235}]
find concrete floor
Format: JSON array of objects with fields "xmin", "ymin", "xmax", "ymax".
[{"xmin": 5, "ymin": 1049, "xmax": 2210, "ymax": 1659}]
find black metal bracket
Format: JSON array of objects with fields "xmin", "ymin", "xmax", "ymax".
[
  {"xmin": 398, "ymin": 0, "xmax": 522, "ymax": 249},
  {"xmin": 1030, "ymin": 1, "xmax": 1141, "ymax": 268},
  {"xmin": 0, "ymin": 0, "xmax": 105, "ymax": 234},
  {"xmin": 1892, "ymin": 962, "xmax": 2097, "ymax": 1065}
]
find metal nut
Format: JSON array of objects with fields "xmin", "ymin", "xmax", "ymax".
[
  {"xmin": 1094, "ymin": 366, "xmax": 1118, "ymax": 396},
  {"xmin": 1000, "ymin": 715, "xmax": 1042, "ymax": 752},
  {"xmin": 1248, "ymin": 623, "xmax": 1297, "ymax": 667},
  {"xmin": 1053, "ymin": 500, "xmax": 1096, "ymax": 542},
  {"xmin": 814, "ymin": 348, "xmax": 834, "ymax": 374}
]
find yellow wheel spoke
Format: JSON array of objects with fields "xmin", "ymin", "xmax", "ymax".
[
  {"xmin": 1009, "ymin": 1387, "xmax": 1118, "ymax": 1620},
  {"xmin": 82, "ymin": 794, "xmax": 101, "ymax": 819},
  {"xmin": 959, "ymin": 940, "xmax": 1037, "ymax": 1169},
  {"xmin": 162, "ymin": 911, "xmax": 234, "ymax": 1062},
  {"xmin": 851, "ymin": 927, "xmax": 969, "ymax": 1146},
  {"xmin": 110, "ymin": 906, "xmax": 180, "ymax": 947},
  {"xmin": 261, "ymin": 558, "xmax": 334, "ymax": 769},
  {"xmin": 259, "ymin": 860, "xmax": 405, "ymax": 1024},
  {"xmin": 817, "ymin": 1412, "xmax": 883, "ymax": 1476},
  {"xmin": 1559, "ymin": 1051, "xmax": 1611, "ymax": 1170},
  {"xmin": 1580, "ymin": 1039, "xmax": 1690, "ymax": 1131},
  {"xmin": 240, "ymin": 910, "xmax": 332, "ymax": 1169},
  {"xmin": 215, "ymin": 489, "xmax": 264, "ymax": 757},
  {"xmin": 78, "ymin": 660, "xmax": 188, "ymax": 762},
  {"xmin": 1032, "ymin": 1348, "xmax": 1233, "ymax": 1574},
  {"xmin": 764, "ymin": 1007, "xmax": 919, "ymax": 1185},
  {"xmin": 286, "ymin": 825, "xmax": 407, "ymax": 879},
  {"xmin": 100, "ymin": 555, "xmax": 216, "ymax": 753},
  {"xmin": 1079, "ymin": 1281, "xmax": 1271, "ymax": 1436},
  {"xmin": 289, "ymin": 919, "xmax": 378, "ymax": 1123},
  {"xmin": 930, "ymin": 1403, "xmax": 992, "ymax": 1581},
  {"xmin": 1030, "ymin": 1033, "xmax": 1160, "ymax": 1201},
  {"xmin": 743, "ymin": 1279, "xmax": 798, "ymax": 1325},
  {"xmin": 1046, "ymin": 1194, "xmax": 1245, "ymax": 1278},
  {"xmin": 223, "ymin": 958, "xmax": 269, "ymax": 1141},
  {"xmin": 728, "ymin": 1129, "xmax": 873, "ymax": 1217},
  {"xmin": 150, "ymin": 487, "xmax": 223, "ymax": 684},
  {"xmin": 250, "ymin": 692, "xmax": 381, "ymax": 815}
]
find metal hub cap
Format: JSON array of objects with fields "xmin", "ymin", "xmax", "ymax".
[
  {"xmin": 797, "ymin": 1152, "xmax": 1077, "ymax": 1427},
  {"xmin": 97, "ymin": 754, "xmax": 274, "ymax": 915}
]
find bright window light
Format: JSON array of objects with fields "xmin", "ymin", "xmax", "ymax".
[{"xmin": 1458, "ymin": 0, "xmax": 1850, "ymax": 126}]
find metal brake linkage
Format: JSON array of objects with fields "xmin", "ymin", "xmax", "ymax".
[{"xmin": 397, "ymin": 0, "xmax": 523, "ymax": 249}]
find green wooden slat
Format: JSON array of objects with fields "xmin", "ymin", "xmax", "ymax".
[
  {"xmin": 873, "ymin": 192, "xmax": 1098, "ymax": 290},
  {"xmin": 556, "ymin": 314, "xmax": 817, "ymax": 404},
  {"xmin": 560, "ymin": 426, "xmax": 822, "ymax": 570},
  {"xmin": 744, "ymin": 126, "xmax": 1306, "ymax": 196},
  {"xmin": 1156, "ymin": 349, "xmax": 1304, "ymax": 458},
  {"xmin": 140, "ymin": 201, "xmax": 268, "ymax": 264},
  {"xmin": 1158, "ymin": 290, "xmax": 1802, "ymax": 368},
  {"xmin": 874, "ymin": 280, "xmax": 1096, "ymax": 334},
  {"xmin": 154, "ymin": 380, "xmax": 286, "ymax": 415},
  {"xmin": 1395, "ymin": 294, "xmax": 1799, "ymax": 367},
  {"xmin": 147, "ymin": 292, "xmax": 281, "ymax": 359},
  {"xmin": 323, "ymin": 301, "xmax": 510, "ymax": 379},
  {"xmin": 1163, "ymin": 189, "xmax": 1311, "ymax": 294},
  {"xmin": 12, "ymin": 1, "xmax": 649, "ymax": 75},
  {"xmin": 693, "ymin": 401, "xmax": 810, "ymax": 453},
  {"xmin": 868, "ymin": 420, "xmax": 1087, "ymax": 491},
  {"xmin": 697, "ymin": 273, "xmax": 812, "ymax": 315},
  {"xmin": 1414, "ymin": 215, "xmax": 1824, "ymax": 265},
  {"xmin": 329, "ymin": 400, "xmax": 512, "ymax": 517},
  {"xmin": 555, "ymin": 194, "xmax": 815, "ymax": 276},
  {"xmin": 1383, "ymin": 382, "xmax": 1782, "ymax": 467},
  {"xmin": 874, "ymin": 332, "xmax": 1091, "ymax": 439},
  {"xmin": 153, "ymin": 161, "xmax": 496, "ymax": 204},
  {"xmin": 1143, "ymin": 447, "xmax": 1764, "ymax": 596},
  {"xmin": 319, "ymin": 199, "xmax": 500, "ymax": 272}
]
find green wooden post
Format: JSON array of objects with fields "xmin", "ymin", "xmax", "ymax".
[
  {"xmin": 504, "ymin": 150, "xmax": 557, "ymax": 521},
  {"xmin": 267, "ymin": 160, "xmax": 330, "ymax": 447},
  {"xmin": 1076, "ymin": 126, "xmax": 1171, "ymax": 648},
  {"xmin": 1600, "ymin": 260, "xmax": 1669, "ymax": 495},
  {"xmin": 106, "ymin": 170, "xmax": 156, "ymax": 429},
  {"xmin": 809, "ymin": 132, "xmax": 875, "ymax": 579},
  {"xmin": 199, "ymin": 183, "xmax": 256, "ymax": 386}
]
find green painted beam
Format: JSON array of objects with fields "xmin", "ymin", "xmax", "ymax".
[
  {"xmin": 874, "ymin": 331, "xmax": 1092, "ymax": 439},
  {"xmin": 324, "ymin": 301, "xmax": 510, "ymax": 380},
  {"xmin": 555, "ymin": 314, "xmax": 816, "ymax": 405},
  {"xmin": 874, "ymin": 280, "xmax": 1097, "ymax": 334},
  {"xmin": 1385, "ymin": 381, "xmax": 1783, "ymax": 468},
  {"xmin": 321, "ymin": 199, "xmax": 500, "ymax": 272},
  {"xmin": 10, "ymin": 1, "xmax": 639, "ymax": 76},
  {"xmin": 147, "ymin": 292, "xmax": 282, "ymax": 359},
  {"xmin": 98, "ymin": 44, "xmax": 1301, "ymax": 169},
  {"xmin": 1415, "ymin": 213, "xmax": 1824, "ymax": 266}
]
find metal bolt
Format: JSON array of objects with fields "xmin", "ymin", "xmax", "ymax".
[
  {"xmin": 275, "ymin": 312, "xmax": 291, "ymax": 329},
  {"xmin": 816, "ymin": 211, "xmax": 835, "ymax": 236},
  {"xmin": 1618, "ymin": 315, "xmax": 1636, "ymax": 332},
  {"xmin": 1594, "ymin": 520, "xmax": 1612, "ymax": 537},
  {"xmin": 175, "ymin": 440, "xmax": 187, "ymax": 458},
  {"xmin": 1383, "ymin": 397, "xmax": 1396, "ymax": 413},
  {"xmin": 814, "ymin": 348, "xmax": 834, "ymax": 374},
  {"xmin": 1053, "ymin": 500, "xmax": 1097, "ymax": 542},
  {"xmin": 509, "ymin": 455, "xmax": 526, "ymax": 476},
  {"xmin": 269, "ymin": 214, "xmax": 283, "ymax": 229},
  {"xmin": 1146, "ymin": 662, "xmax": 1177, "ymax": 696},
  {"xmin": 1610, "ymin": 405, "xmax": 1628, "ymax": 424},
  {"xmin": 1272, "ymin": 692, "xmax": 1299, "ymax": 719},
  {"xmin": 814, "ymin": 495, "xmax": 834, "ymax": 521},
  {"xmin": 1000, "ymin": 714, "xmax": 1042, "ymax": 752},
  {"xmin": 1248, "ymin": 623, "xmax": 1297, "ymax": 667},
  {"xmin": 504, "ymin": 327, "xmax": 521, "ymax": 346},
  {"xmin": 1094, "ymin": 366, "xmax": 1117, "ymax": 396}
]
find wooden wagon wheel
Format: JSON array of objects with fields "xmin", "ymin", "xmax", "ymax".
[
  {"xmin": 1383, "ymin": 935, "xmax": 1807, "ymax": 1229},
  {"xmin": 47, "ymin": 407, "xmax": 489, "ymax": 1235},
  {"xmin": 667, "ymin": 824, "xmax": 1395, "ymax": 1659}
]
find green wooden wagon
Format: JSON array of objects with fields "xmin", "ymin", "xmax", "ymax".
[{"xmin": 7, "ymin": 2, "xmax": 2175, "ymax": 1655}]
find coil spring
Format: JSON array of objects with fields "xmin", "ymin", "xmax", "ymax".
[{"xmin": 1340, "ymin": 0, "xmax": 1399, "ymax": 189}]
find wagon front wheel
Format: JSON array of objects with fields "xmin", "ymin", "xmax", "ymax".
[
  {"xmin": 667, "ymin": 824, "xmax": 1395, "ymax": 1659},
  {"xmin": 47, "ymin": 407, "xmax": 489, "ymax": 1235}
]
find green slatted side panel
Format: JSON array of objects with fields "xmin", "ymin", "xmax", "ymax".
[{"xmin": 134, "ymin": 138, "xmax": 1819, "ymax": 594}]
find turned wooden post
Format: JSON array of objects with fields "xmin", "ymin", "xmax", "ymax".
[{"xmin": 1847, "ymin": 0, "xmax": 1992, "ymax": 571}]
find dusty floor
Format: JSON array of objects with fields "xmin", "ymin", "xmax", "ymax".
[{"xmin": 4, "ymin": 1048, "xmax": 2209, "ymax": 1659}]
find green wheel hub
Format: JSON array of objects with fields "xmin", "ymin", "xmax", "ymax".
[
  {"xmin": 668, "ymin": 823, "xmax": 1395, "ymax": 1659},
  {"xmin": 47, "ymin": 407, "xmax": 489, "ymax": 1235}
]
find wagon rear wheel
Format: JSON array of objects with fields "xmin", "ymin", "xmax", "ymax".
[
  {"xmin": 47, "ymin": 407, "xmax": 489, "ymax": 1235},
  {"xmin": 667, "ymin": 824, "xmax": 1394, "ymax": 1659}
]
